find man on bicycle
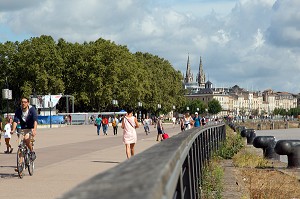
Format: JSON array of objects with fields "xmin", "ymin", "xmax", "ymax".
[{"xmin": 12, "ymin": 97, "xmax": 37, "ymax": 162}]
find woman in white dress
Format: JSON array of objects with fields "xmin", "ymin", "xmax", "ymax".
[{"xmin": 121, "ymin": 109, "xmax": 139, "ymax": 159}]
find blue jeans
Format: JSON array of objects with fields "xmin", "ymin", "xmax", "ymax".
[
  {"xmin": 103, "ymin": 125, "xmax": 108, "ymax": 135},
  {"xmin": 97, "ymin": 125, "xmax": 101, "ymax": 135}
]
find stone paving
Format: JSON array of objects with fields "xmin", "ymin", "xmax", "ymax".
[
  {"xmin": 0, "ymin": 123, "xmax": 181, "ymax": 199},
  {"xmin": 2, "ymin": 124, "xmax": 298, "ymax": 199}
]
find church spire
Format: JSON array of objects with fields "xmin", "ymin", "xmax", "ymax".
[
  {"xmin": 185, "ymin": 54, "xmax": 193, "ymax": 83},
  {"xmin": 197, "ymin": 56, "xmax": 206, "ymax": 87}
]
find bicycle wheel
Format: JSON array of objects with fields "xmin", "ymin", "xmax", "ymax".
[
  {"xmin": 28, "ymin": 159, "xmax": 34, "ymax": 176},
  {"xmin": 16, "ymin": 148, "xmax": 25, "ymax": 179}
]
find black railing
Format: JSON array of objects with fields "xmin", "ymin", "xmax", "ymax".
[{"xmin": 62, "ymin": 123, "xmax": 226, "ymax": 199}]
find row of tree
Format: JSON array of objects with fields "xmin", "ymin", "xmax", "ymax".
[
  {"xmin": 0, "ymin": 35, "xmax": 187, "ymax": 115},
  {"xmin": 0, "ymin": 35, "xmax": 223, "ymax": 116}
]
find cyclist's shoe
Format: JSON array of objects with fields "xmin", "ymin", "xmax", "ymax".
[{"xmin": 30, "ymin": 151, "xmax": 36, "ymax": 161}]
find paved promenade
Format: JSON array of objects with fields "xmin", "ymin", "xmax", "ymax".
[{"xmin": 0, "ymin": 123, "xmax": 182, "ymax": 199}]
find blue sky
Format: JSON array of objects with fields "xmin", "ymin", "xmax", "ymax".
[{"xmin": 0, "ymin": 0, "xmax": 300, "ymax": 93}]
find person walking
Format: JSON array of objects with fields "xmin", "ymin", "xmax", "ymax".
[
  {"xmin": 201, "ymin": 116, "xmax": 206, "ymax": 126},
  {"xmin": 112, "ymin": 115, "xmax": 119, "ymax": 135},
  {"xmin": 172, "ymin": 116, "xmax": 176, "ymax": 128},
  {"xmin": 156, "ymin": 116, "xmax": 164, "ymax": 141},
  {"xmin": 193, "ymin": 112, "xmax": 201, "ymax": 127},
  {"xmin": 121, "ymin": 109, "xmax": 139, "ymax": 159},
  {"xmin": 143, "ymin": 115, "xmax": 151, "ymax": 135},
  {"xmin": 184, "ymin": 113, "xmax": 194, "ymax": 130},
  {"xmin": 0, "ymin": 116, "xmax": 2, "ymax": 145},
  {"xmin": 95, "ymin": 114, "xmax": 102, "ymax": 136},
  {"xmin": 102, "ymin": 116, "xmax": 109, "ymax": 135},
  {"xmin": 3, "ymin": 117, "xmax": 13, "ymax": 154},
  {"xmin": 180, "ymin": 116, "xmax": 185, "ymax": 131}
]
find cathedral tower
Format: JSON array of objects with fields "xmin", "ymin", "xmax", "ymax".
[
  {"xmin": 184, "ymin": 54, "xmax": 193, "ymax": 83},
  {"xmin": 197, "ymin": 56, "xmax": 206, "ymax": 87}
]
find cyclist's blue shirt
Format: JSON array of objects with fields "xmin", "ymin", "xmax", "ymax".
[{"xmin": 14, "ymin": 105, "xmax": 38, "ymax": 129}]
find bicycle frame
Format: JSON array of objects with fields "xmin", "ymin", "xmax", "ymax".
[{"xmin": 16, "ymin": 131, "xmax": 34, "ymax": 178}]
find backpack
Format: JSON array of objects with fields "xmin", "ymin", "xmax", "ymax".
[{"xmin": 112, "ymin": 119, "xmax": 117, "ymax": 127}]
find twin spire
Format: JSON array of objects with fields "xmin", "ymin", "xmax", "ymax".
[{"xmin": 184, "ymin": 54, "xmax": 206, "ymax": 87}]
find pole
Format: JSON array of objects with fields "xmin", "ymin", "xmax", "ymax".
[
  {"xmin": 6, "ymin": 78, "xmax": 9, "ymax": 118},
  {"xmin": 72, "ymin": 96, "xmax": 74, "ymax": 113},
  {"xmin": 66, "ymin": 95, "xmax": 69, "ymax": 113},
  {"xmin": 6, "ymin": 98, "xmax": 8, "ymax": 118},
  {"xmin": 50, "ymin": 94, "xmax": 52, "ymax": 128}
]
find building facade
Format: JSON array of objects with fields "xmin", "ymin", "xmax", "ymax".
[{"xmin": 183, "ymin": 55, "xmax": 298, "ymax": 117}]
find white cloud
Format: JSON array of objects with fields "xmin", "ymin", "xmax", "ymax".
[
  {"xmin": 0, "ymin": 0, "xmax": 300, "ymax": 93},
  {"xmin": 211, "ymin": 29, "xmax": 231, "ymax": 45},
  {"xmin": 253, "ymin": 29, "xmax": 265, "ymax": 49}
]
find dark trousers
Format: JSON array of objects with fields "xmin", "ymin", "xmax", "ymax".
[{"xmin": 113, "ymin": 126, "xmax": 118, "ymax": 135}]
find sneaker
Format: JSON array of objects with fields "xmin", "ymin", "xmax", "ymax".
[
  {"xmin": 9, "ymin": 148, "xmax": 13, "ymax": 153},
  {"xmin": 30, "ymin": 151, "xmax": 36, "ymax": 161},
  {"xmin": 4, "ymin": 151, "xmax": 9, "ymax": 154}
]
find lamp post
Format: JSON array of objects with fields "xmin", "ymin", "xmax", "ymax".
[
  {"xmin": 157, "ymin": 104, "xmax": 161, "ymax": 117},
  {"xmin": 49, "ymin": 93, "xmax": 53, "ymax": 128},
  {"xmin": 172, "ymin": 105, "xmax": 176, "ymax": 117},
  {"xmin": 112, "ymin": 99, "xmax": 118, "ymax": 116},
  {"xmin": 138, "ymin": 102, "xmax": 142, "ymax": 122},
  {"xmin": 30, "ymin": 90, "xmax": 38, "ymax": 110},
  {"xmin": 2, "ymin": 78, "xmax": 12, "ymax": 118}
]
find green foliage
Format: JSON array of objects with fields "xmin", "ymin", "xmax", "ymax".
[
  {"xmin": 208, "ymin": 99, "xmax": 222, "ymax": 115},
  {"xmin": 217, "ymin": 125, "xmax": 244, "ymax": 159},
  {"xmin": 0, "ymin": 36, "xmax": 186, "ymax": 113},
  {"xmin": 201, "ymin": 158, "xmax": 224, "ymax": 199},
  {"xmin": 232, "ymin": 149, "xmax": 268, "ymax": 168},
  {"xmin": 180, "ymin": 99, "xmax": 207, "ymax": 114}
]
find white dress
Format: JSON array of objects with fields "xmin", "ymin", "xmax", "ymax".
[{"xmin": 123, "ymin": 116, "xmax": 137, "ymax": 144}]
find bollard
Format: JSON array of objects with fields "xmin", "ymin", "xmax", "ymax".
[
  {"xmin": 284, "ymin": 122, "xmax": 288, "ymax": 129},
  {"xmin": 257, "ymin": 123, "xmax": 261, "ymax": 130},
  {"xmin": 253, "ymin": 136, "xmax": 280, "ymax": 160},
  {"xmin": 270, "ymin": 122, "xmax": 274, "ymax": 130},
  {"xmin": 241, "ymin": 129, "xmax": 256, "ymax": 145},
  {"xmin": 228, "ymin": 122, "xmax": 236, "ymax": 132},
  {"xmin": 298, "ymin": 122, "xmax": 300, "ymax": 128},
  {"xmin": 236, "ymin": 126, "xmax": 246, "ymax": 133},
  {"xmin": 274, "ymin": 140, "xmax": 300, "ymax": 168}
]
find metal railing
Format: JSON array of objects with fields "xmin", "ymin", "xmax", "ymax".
[{"xmin": 61, "ymin": 123, "xmax": 226, "ymax": 199}]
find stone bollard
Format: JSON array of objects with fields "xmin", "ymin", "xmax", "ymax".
[
  {"xmin": 253, "ymin": 136, "xmax": 280, "ymax": 160},
  {"xmin": 241, "ymin": 129, "xmax": 256, "ymax": 145},
  {"xmin": 274, "ymin": 140, "xmax": 300, "ymax": 168}
]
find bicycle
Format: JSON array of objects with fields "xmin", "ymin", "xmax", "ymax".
[{"xmin": 16, "ymin": 130, "xmax": 35, "ymax": 179}]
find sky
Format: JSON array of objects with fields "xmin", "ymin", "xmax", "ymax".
[{"xmin": 0, "ymin": 0, "xmax": 299, "ymax": 93}]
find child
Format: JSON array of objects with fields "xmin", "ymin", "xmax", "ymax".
[{"xmin": 4, "ymin": 117, "xmax": 13, "ymax": 154}]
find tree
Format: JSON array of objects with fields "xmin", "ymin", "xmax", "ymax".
[{"xmin": 208, "ymin": 99, "xmax": 222, "ymax": 115}]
